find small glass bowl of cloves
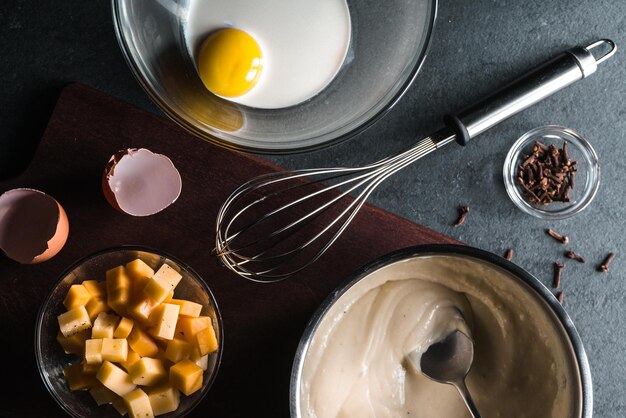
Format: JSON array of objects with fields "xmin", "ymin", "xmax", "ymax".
[{"xmin": 503, "ymin": 125, "xmax": 600, "ymax": 220}]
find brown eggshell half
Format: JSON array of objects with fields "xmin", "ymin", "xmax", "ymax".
[
  {"xmin": 0, "ymin": 188, "xmax": 69, "ymax": 264},
  {"xmin": 102, "ymin": 148, "xmax": 182, "ymax": 217}
]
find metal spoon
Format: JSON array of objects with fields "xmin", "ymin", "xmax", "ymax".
[{"xmin": 416, "ymin": 330, "xmax": 482, "ymax": 418}]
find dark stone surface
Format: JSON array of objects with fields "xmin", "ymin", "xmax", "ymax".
[{"xmin": 1, "ymin": 0, "xmax": 624, "ymax": 415}]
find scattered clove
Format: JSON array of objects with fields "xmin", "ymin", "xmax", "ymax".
[
  {"xmin": 565, "ymin": 251, "xmax": 585, "ymax": 263},
  {"xmin": 598, "ymin": 252, "xmax": 616, "ymax": 273},
  {"xmin": 453, "ymin": 206, "xmax": 470, "ymax": 227},
  {"xmin": 516, "ymin": 140, "xmax": 577, "ymax": 206},
  {"xmin": 557, "ymin": 291, "xmax": 564, "ymax": 304},
  {"xmin": 504, "ymin": 248, "xmax": 513, "ymax": 261},
  {"xmin": 546, "ymin": 228, "xmax": 569, "ymax": 245},
  {"xmin": 553, "ymin": 262, "xmax": 564, "ymax": 289}
]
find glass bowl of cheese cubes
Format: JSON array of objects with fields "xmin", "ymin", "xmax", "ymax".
[{"xmin": 35, "ymin": 246, "xmax": 223, "ymax": 418}]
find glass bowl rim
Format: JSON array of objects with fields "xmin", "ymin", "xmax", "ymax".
[
  {"xmin": 34, "ymin": 244, "xmax": 224, "ymax": 418},
  {"xmin": 110, "ymin": 0, "xmax": 439, "ymax": 155},
  {"xmin": 502, "ymin": 125, "xmax": 600, "ymax": 220}
]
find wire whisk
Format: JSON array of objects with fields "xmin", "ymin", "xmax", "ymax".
[{"xmin": 215, "ymin": 130, "xmax": 454, "ymax": 282}]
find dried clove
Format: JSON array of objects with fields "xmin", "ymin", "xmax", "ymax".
[
  {"xmin": 598, "ymin": 252, "xmax": 616, "ymax": 273},
  {"xmin": 557, "ymin": 291, "xmax": 564, "ymax": 304},
  {"xmin": 453, "ymin": 206, "xmax": 470, "ymax": 227},
  {"xmin": 546, "ymin": 228, "xmax": 569, "ymax": 245},
  {"xmin": 516, "ymin": 140, "xmax": 576, "ymax": 205},
  {"xmin": 553, "ymin": 262, "xmax": 565, "ymax": 288},
  {"xmin": 565, "ymin": 251, "xmax": 585, "ymax": 263},
  {"xmin": 504, "ymin": 248, "xmax": 513, "ymax": 261}
]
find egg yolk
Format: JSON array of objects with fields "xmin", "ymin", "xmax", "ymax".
[{"xmin": 197, "ymin": 28, "xmax": 263, "ymax": 98}]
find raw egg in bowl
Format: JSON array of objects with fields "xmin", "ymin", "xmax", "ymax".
[{"xmin": 112, "ymin": 0, "xmax": 437, "ymax": 152}]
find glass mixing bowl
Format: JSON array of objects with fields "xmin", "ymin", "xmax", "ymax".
[
  {"xmin": 35, "ymin": 246, "xmax": 223, "ymax": 418},
  {"xmin": 112, "ymin": 0, "xmax": 437, "ymax": 153}
]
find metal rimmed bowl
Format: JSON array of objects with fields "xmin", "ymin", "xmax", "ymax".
[
  {"xmin": 290, "ymin": 245, "xmax": 591, "ymax": 417},
  {"xmin": 35, "ymin": 246, "xmax": 223, "ymax": 418},
  {"xmin": 111, "ymin": 0, "xmax": 437, "ymax": 153}
]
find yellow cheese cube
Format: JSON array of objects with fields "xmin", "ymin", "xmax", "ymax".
[
  {"xmin": 175, "ymin": 316, "xmax": 212, "ymax": 343},
  {"xmin": 56, "ymin": 329, "xmax": 90, "ymax": 355},
  {"xmin": 81, "ymin": 360, "xmax": 101, "ymax": 375},
  {"xmin": 164, "ymin": 339, "xmax": 193, "ymax": 363},
  {"xmin": 119, "ymin": 348, "xmax": 142, "ymax": 372},
  {"xmin": 85, "ymin": 338, "xmax": 103, "ymax": 364},
  {"xmin": 92, "ymin": 312, "xmax": 120, "ymax": 339},
  {"xmin": 169, "ymin": 360, "xmax": 203, "ymax": 396},
  {"xmin": 142, "ymin": 264, "xmax": 182, "ymax": 304},
  {"xmin": 63, "ymin": 284, "xmax": 92, "ymax": 310},
  {"xmin": 102, "ymin": 338, "xmax": 129, "ymax": 363},
  {"xmin": 96, "ymin": 361, "xmax": 137, "ymax": 397},
  {"xmin": 123, "ymin": 388, "xmax": 154, "ymax": 418},
  {"xmin": 127, "ymin": 327, "xmax": 159, "ymax": 358},
  {"xmin": 114, "ymin": 317, "xmax": 135, "ymax": 339},
  {"xmin": 169, "ymin": 299, "xmax": 202, "ymax": 317},
  {"xmin": 148, "ymin": 303, "xmax": 180, "ymax": 340},
  {"xmin": 129, "ymin": 298, "xmax": 158, "ymax": 324},
  {"xmin": 147, "ymin": 383, "xmax": 180, "ymax": 415},
  {"xmin": 107, "ymin": 266, "xmax": 131, "ymax": 315},
  {"xmin": 63, "ymin": 362, "xmax": 98, "ymax": 391},
  {"xmin": 132, "ymin": 276, "xmax": 151, "ymax": 301},
  {"xmin": 58, "ymin": 305, "xmax": 92, "ymax": 337},
  {"xmin": 126, "ymin": 259, "xmax": 155, "ymax": 281},
  {"xmin": 89, "ymin": 383, "xmax": 117, "ymax": 405},
  {"xmin": 82, "ymin": 280, "xmax": 106, "ymax": 298},
  {"xmin": 85, "ymin": 297, "xmax": 109, "ymax": 321},
  {"xmin": 128, "ymin": 357, "xmax": 167, "ymax": 386},
  {"xmin": 195, "ymin": 322, "xmax": 218, "ymax": 356}
]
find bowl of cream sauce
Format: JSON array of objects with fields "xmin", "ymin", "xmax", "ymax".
[{"xmin": 290, "ymin": 245, "xmax": 591, "ymax": 418}]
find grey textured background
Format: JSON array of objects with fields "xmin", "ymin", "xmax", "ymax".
[{"xmin": 1, "ymin": 0, "xmax": 624, "ymax": 415}]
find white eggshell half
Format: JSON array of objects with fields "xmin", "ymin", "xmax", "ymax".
[
  {"xmin": 0, "ymin": 188, "xmax": 69, "ymax": 264},
  {"xmin": 103, "ymin": 148, "xmax": 182, "ymax": 217}
]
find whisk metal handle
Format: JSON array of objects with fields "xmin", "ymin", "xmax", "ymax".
[{"xmin": 444, "ymin": 39, "xmax": 616, "ymax": 146}]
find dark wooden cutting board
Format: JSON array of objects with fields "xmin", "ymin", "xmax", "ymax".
[{"xmin": 0, "ymin": 83, "xmax": 459, "ymax": 417}]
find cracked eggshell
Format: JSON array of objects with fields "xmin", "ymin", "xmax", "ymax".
[
  {"xmin": 102, "ymin": 148, "xmax": 182, "ymax": 217},
  {"xmin": 0, "ymin": 188, "xmax": 69, "ymax": 264}
]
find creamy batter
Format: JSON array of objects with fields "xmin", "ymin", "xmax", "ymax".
[{"xmin": 298, "ymin": 255, "xmax": 581, "ymax": 418}]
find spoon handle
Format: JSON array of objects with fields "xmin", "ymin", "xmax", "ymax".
[{"xmin": 454, "ymin": 380, "xmax": 482, "ymax": 418}]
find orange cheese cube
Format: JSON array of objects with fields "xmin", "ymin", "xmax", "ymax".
[
  {"xmin": 127, "ymin": 327, "xmax": 159, "ymax": 358},
  {"xmin": 85, "ymin": 297, "xmax": 109, "ymax": 321},
  {"xmin": 114, "ymin": 317, "xmax": 134, "ymax": 339},
  {"xmin": 170, "ymin": 299, "xmax": 202, "ymax": 317},
  {"xmin": 107, "ymin": 266, "xmax": 131, "ymax": 315},
  {"xmin": 63, "ymin": 284, "xmax": 92, "ymax": 310},
  {"xmin": 125, "ymin": 259, "xmax": 155, "ymax": 281},
  {"xmin": 129, "ymin": 298, "xmax": 159, "ymax": 325},
  {"xmin": 119, "ymin": 348, "xmax": 142, "ymax": 373},
  {"xmin": 82, "ymin": 280, "xmax": 106, "ymax": 298},
  {"xmin": 175, "ymin": 316, "xmax": 212, "ymax": 343},
  {"xmin": 169, "ymin": 360, "xmax": 203, "ymax": 396},
  {"xmin": 195, "ymin": 323, "xmax": 218, "ymax": 356}
]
